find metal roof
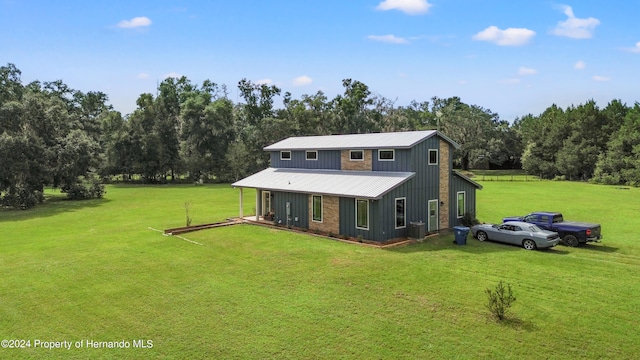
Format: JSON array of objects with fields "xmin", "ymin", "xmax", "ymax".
[
  {"xmin": 264, "ymin": 130, "xmax": 460, "ymax": 151},
  {"xmin": 232, "ymin": 168, "xmax": 415, "ymax": 199}
]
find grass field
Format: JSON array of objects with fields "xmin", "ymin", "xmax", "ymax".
[{"xmin": 1, "ymin": 182, "xmax": 640, "ymax": 359}]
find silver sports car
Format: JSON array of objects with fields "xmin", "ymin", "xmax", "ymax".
[{"xmin": 471, "ymin": 221, "xmax": 560, "ymax": 250}]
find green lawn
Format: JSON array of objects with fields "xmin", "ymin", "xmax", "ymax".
[{"xmin": 1, "ymin": 182, "xmax": 639, "ymax": 359}]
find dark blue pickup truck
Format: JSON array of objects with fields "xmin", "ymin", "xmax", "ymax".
[{"xmin": 503, "ymin": 212, "xmax": 602, "ymax": 247}]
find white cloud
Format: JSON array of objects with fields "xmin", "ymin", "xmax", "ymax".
[
  {"xmin": 117, "ymin": 16, "xmax": 152, "ymax": 29},
  {"xmin": 574, "ymin": 60, "xmax": 586, "ymax": 70},
  {"xmin": 136, "ymin": 72, "xmax": 150, "ymax": 79},
  {"xmin": 376, "ymin": 0, "xmax": 432, "ymax": 15},
  {"xmin": 367, "ymin": 34, "xmax": 409, "ymax": 44},
  {"xmin": 293, "ymin": 75, "xmax": 313, "ymax": 86},
  {"xmin": 472, "ymin": 26, "xmax": 535, "ymax": 46},
  {"xmin": 626, "ymin": 41, "xmax": 640, "ymax": 53},
  {"xmin": 256, "ymin": 79, "xmax": 273, "ymax": 85},
  {"xmin": 593, "ymin": 75, "xmax": 611, "ymax": 82},
  {"xmin": 164, "ymin": 72, "xmax": 181, "ymax": 79},
  {"xmin": 518, "ymin": 67, "xmax": 537, "ymax": 75},
  {"xmin": 551, "ymin": 5, "xmax": 600, "ymax": 39},
  {"xmin": 500, "ymin": 78, "xmax": 521, "ymax": 85}
]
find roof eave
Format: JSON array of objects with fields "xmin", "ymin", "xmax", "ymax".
[{"xmin": 453, "ymin": 170, "xmax": 483, "ymax": 189}]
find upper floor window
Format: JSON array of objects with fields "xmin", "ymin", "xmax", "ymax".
[
  {"xmin": 428, "ymin": 149, "xmax": 438, "ymax": 165},
  {"xmin": 350, "ymin": 150, "xmax": 364, "ymax": 161},
  {"xmin": 306, "ymin": 151, "xmax": 318, "ymax": 160},
  {"xmin": 378, "ymin": 149, "xmax": 395, "ymax": 161},
  {"xmin": 280, "ymin": 151, "xmax": 291, "ymax": 160}
]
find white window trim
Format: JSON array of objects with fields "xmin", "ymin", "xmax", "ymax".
[
  {"xmin": 280, "ymin": 151, "xmax": 291, "ymax": 160},
  {"xmin": 395, "ymin": 197, "xmax": 406, "ymax": 229},
  {"xmin": 306, "ymin": 150, "xmax": 318, "ymax": 161},
  {"xmin": 355, "ymin": 198, "xmax": 369, "ymax": 230},
  {"xmin": 428, "ymin": 149, "xmax": 438, "ymax": 165},
  {"xmin": 312, "ymin": 194, "xmax": 323, "ymax": 223},
  {"xmin": 457, "ymin": 191, "xmax": 466, "ymax": 218},
  {"xmin": 378, "ymin": 149, "xmax": 395, "ymax": 162},
  {"xmin": 349, "ymin": 150, "xmax": 364, "ymax": 161}
]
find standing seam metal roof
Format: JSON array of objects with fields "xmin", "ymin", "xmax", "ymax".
[
  {"xmin": 263, "ymin": 130, "xmax": 460, "ymax": 151},
  {"xmin": 231, "ymin": 168, "xmax": 415, "ymax": 199}
]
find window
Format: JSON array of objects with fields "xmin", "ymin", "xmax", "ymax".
[
  {"xmin": 350, "ymin": 150, "xmax": 364, "ymax": 161},
  {"xmin": 428, "ymin": 149, "xmax": 438, "ymax": 165},
  {"xmin": 395, "ymin": 198, "xmax": 406, "ymax": 229},
  {"xmin": 280, "ymin": 151, "xmax": 291, "ymax": 160},
  {"xmin": 355, "ymin": 199, "xmax": 369, "ymax": 230},
  {"xmin": 456, "ymin": 191, "xmax": 466, "ymax": 218},
  {"xmin": 306, "ymin": 150, "xmax": 318, "ymax": 160},
  {"xmin": 312, "ymin": 195, "xmax": 322, "ymax": 222},
  {"xmin": 378, "ymin": 149, "xmax": 395, "ymax": 161}
]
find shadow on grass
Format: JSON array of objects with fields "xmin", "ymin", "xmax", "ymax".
[
  {"xmin": 388, "ymin": 236, "xmax": 571, "ymax": 255},
  {"xmin": 579, "ymin": 243, "xmax": 619, "ymax": 253},
  {"xmin": 386, "ymin": 236, "xmax": 522, "ymax": 254},
  {"xmin": 0, "ymin": 194, "xmax": 111, "ymax": 223},
  {"xmin": 537, "ymin": 247, "xmax": 570, "ymax": 255},
  {"xmin": 494, "ymin": 316, "xmax": 537, "ymax": 332}
]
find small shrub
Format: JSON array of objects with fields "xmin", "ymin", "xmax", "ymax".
[
  {"xmin": 486, "ymin": 280, "xmax": 516, "ymax": 321},
  {"xmin": 553, "ymin": 175, "xmax": 566, "ymax": 181},
  {"xmin": 62, "ymin": 178, "xmax": 105, "ymax": 200},
  {"xmin": 460, "ymin": 211, "xmax": 480, "ymax": 227},
  {"xmin": 1, "ymin": 186, "xmax": 43, "ymax": 209},
  {"xmin": 357, "ymin": 234, "xmax": 364, "ymax": 243}
]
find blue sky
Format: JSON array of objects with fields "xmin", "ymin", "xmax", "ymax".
[{"xmin": 2, "ymin": 0, "xmax": 639, "ymax": 121}]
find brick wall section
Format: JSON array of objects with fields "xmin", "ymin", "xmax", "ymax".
[
  {"xmin": 438, "ymin": 139, "xmax": 450, "ymax": 229},
  {"xmin": 340, "ymin": 150, "xmax": 372, "ymax": 171},
  {"xmin": 309, "ymin": 195, "xmax": 340, "ymax": 235}
]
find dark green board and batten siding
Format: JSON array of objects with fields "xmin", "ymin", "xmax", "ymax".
[
  {"xmin": 270, "ymin": 150, "xmax": 341, "ymax": 169},
  {"xmin": 257, "ymin": 134, "xmax": 478, "ymax": 242},
  {"xmin": 270, "ymin": 191, "xmax": 309, "ymax": 228},
  {"xmin": 450, "ymin": 173, "xmax": 478, "ymax": 227}
]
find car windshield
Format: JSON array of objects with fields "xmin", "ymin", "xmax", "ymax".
[{"xmin": 527, "ymin": 225, "xmax": 542, "ymax": 232}]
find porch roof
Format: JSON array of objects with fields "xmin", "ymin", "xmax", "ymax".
[{"xmin": 232, "ymin": 168, "xmax": 415, "ymax": 199}]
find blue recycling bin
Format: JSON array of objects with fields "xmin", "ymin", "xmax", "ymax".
[{"xmin": 453, "ymin": 226, "xmax": 470, "ymax": 245}]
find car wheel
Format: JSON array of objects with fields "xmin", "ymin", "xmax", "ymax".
[
  {"xmin": 522, "ymin": 239, "xmax": 536, "ymax": 250},
  {"xmin": 563, "ymin": 235, "xmax": 579, "ymax": 247},
  {"xmin": 476, "ymin": 231, "xmax": 488, "ymax": 242}
]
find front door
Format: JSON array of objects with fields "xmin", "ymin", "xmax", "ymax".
[
  {"xmin": 262, "ymin": 191, "xmax": 271, "ymax": 216},
  {"xmin": 428, "ymin": 200, "xmax": 438, "ymax": 232}
]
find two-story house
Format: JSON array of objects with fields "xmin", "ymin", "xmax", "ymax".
[{"xmin": 231, "ymin": 130, "xmax": 481, "ymax": 242}]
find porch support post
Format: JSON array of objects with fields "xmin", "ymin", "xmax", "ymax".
[
  {"xmin": 255, "ymin": 189, "xmax": 260, "ymax": 221},
  {"xmin": 239, "ymin": 188, "xmax": 244, "ymax": 219}
]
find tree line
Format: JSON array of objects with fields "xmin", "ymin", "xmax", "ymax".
[{"xmin": 2, "ymin": 63, "xmax": 639, "ymax": 208}]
